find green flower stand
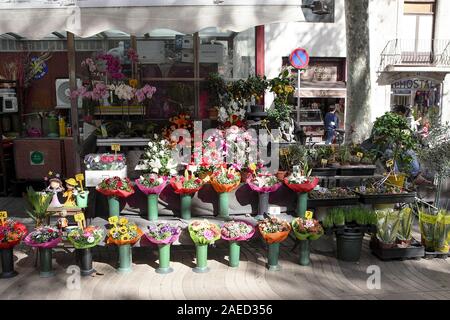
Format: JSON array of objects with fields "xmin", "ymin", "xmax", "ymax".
[
  {"xmin": 117, "ymin": 244, "xmax": 132, "ymax": 273},
  {"xmin": 296, "ymin": 192, "xmax": 308, "ymax": 218},
  {"xmin": 156, "ymin": 244, "xmax": 173, "ymax": 274},
  {"xmin": 0, "ymin": 248, "xmax": 18, "ymax": 279},
  {"xmin": 180, "ymin": 194, "xmax": 193, "ymax": 220},
  {"xmin": 147, "ymin": 194, "xmax": 159, "ymax": 221},
  {"xmin": 298, "ymin": 240, "xmax": 311, "ymax": 266},
  {"xmin": 76, "ymin": 248, "xmax": 95, "ymax": 276},
  {"xmin": 229, "ymin": 241, "xmax": 241, "ymax": 268},
  {"xmin": 218, "ymin": 192, "xmax": 230, "ymax": 218},
  {"xmin": 39, "ymin": 248, "xmax": 54, "ymax": 278},
  {"xmin": 193, "ymin": 244, "xmax": 209, "ymax": 273},
  {"xmin": 267, "ymin": 243, "xmax": 281, "ymax": 271},
  {"xmin": 108, "ymin": 196, "xmax": 120, "ymax": 217}
]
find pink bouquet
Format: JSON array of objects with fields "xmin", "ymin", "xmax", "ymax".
[
  {"xmin": 247, "ymin": 173, "xmax": 282, "ymax": 193},
  {"xmin": 135, "ymin": 174, "xmax": 168, "ymax": 195},
  {"xmin": 221, "ymin": 220, "xmax": 255, "ymax": 242},
  {"xmin": 24, "ymin": 226, "xmax": 62, "ymax": 249}
]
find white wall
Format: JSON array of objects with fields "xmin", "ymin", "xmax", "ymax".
[{"xmin": 435, "ymin": 0, "xmax": 450, "ymax": 124}]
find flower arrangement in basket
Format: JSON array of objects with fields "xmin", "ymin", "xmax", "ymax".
[
  {"xmin": 141, "ymin": 135, "xmax": 178, "ymax": 176},
  {"xmin": 291, "ymin": 217, "xmax": 324, "ymax": 241},
  {"xmin": 257, "ymin": 217, "xmax": 291, "ymax": 244},
  {"xmin": 96, "ymin": 176, "xmax": 135, "ymax": 198},
  {"xmin": 107, "ymin": 217, "xmax": 143, "ymax": 246},
  {"xmin": 0, "ymin": 220, "xmax": 28, "ymax": 249},
  {"xmin": 188, "ymin": 220, "xmax": 221, "ymax": 245},
  {"xmin": 24, "ymin": 226, "xmax": 62, "ymax": 248},
  {"xmin": 67, "ymin": 226, "xmax": 104, "ymax": 249},
  {"xmin": 84, "ymin": 153, "xmax": 126, "ymax": 170}
]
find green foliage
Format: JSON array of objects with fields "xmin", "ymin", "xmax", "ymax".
[
  {"xmin": 376, "ymin": 209, "xmax": 401, "ymax": 244},
  {"xmin": 397, "ymin": 207, "xmax": 414, "ymax": 241},
  {"xmin": 322, "ymin": 213, "xmax": 334, "ymax": 229},
  {"xmin": 205, "ymin": 73, "xmax": 227, "ymax": 107},
  {"xmin": 246, "ymin": 75, "xmax": 269, "ymax": 99},
  {"xmin": 337, "ymin": 145, "xmax": 351, "ymax": 164},
  {"xmin": 418, "ymin": 122, "xmax": 450, "ymax": 180},
  {"xmin": 25, "ymin": 186, "xmax": 52, "ymax": 226},
  {"xmin": 267, "ymin": 67, "xmax": 295, "ymax": 126},
  {"xmin": 329, "ymin": 208, "xmax": 345, "ymax": 226},
  {"xmin": 279, "ymin": 144, "xmax": 310, "ymax": 172}
]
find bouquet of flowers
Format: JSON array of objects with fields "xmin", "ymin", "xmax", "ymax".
[
  {"xmin": 162, "ymin": 113, "xmax": 194, "ymax": 143},
  {"xmin": 211, "ymin": 167, "xmax": 241, "ymax": 193},
  {"xmin": 221, "ymin": 220, "xmax": 255, "ymax": 241},
  {"xmin": 0, "ymin": 220, "xmax": 28, "ymax": 249},
  {"xmin": 135, "ymin": 174, "xmax": 168, "ymax": 195},
  {"xmin": 96, "ymin": 176, "xmax": 135, "ymax": 198},
  {"xmin": 291, "ymin": 217, "xmax": 324, "ymax": 241},
  {"xmin": 107, "ymin": 217, "xmax": 143, "ymax": 246},
  {"xmin": 142, "ymin": 135, "xmax": 178, "ymax": 176},
  {"xmin": 84, "ymin": 153, "xmax": 126, "ymax": 170},
  {"xmin": 224, "ymin": 126, "xmax": 257, "ymax": 171},
  {"xmin": 170, "ymin": 171, "xmax": 205, "ymax": 195},
  {"xmin": 247, "ymin": 173, "xmax": 282, "ymax": 193},
  {"xmin": 188, "ymin": 220, "xmax": 221, "ymax": 245},
  {"xmin": 257, "ymin": 217, "xmax": 291, "ymax": 244},
  {"xmin": 144, "ymin": 223, "xmax": 182, "ymax": 245},
  {"xmin": 284, "ymin": 166, "xmax": 319, "ymax": 193},
  {"xmin": 67, "ymin": 226, "xmax": 104, "ymax": 249},
  {"xmin": 218, "ymin": 102, "xmax": 246, "ymax": 128},
  {"xmin": 24, "ymin": 226, "xmax": 62, "ymax": 248}
]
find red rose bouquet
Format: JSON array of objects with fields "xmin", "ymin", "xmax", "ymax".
[
  {"xmin": 96, "ymin": 176, "xmax": 135, "ymax": 198},
  {"xmin": 0, "ymin": 220, "xmax": 28, "ymax": 249}
]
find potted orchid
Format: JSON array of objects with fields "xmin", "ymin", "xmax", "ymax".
[
  {"xmin": 257, "ymin": 217, "xmax": 291, "ymax": 271},
  {"xmin": 170, "ymin": 170, "xmax": 205, "ymax": 220},
  {"xmin": 0, "ymin": 219, "xmax": 28, "ymax": 278},
  {"xmin": 144, "ymin": 223, "xmax": 182, "ymax": 274},
  {"xmin": 211, "ymin": 167, "xmax": 241, "ymax": 218},
  {"xmin": 291, "ymin": 215, "xmax": 324, "ymax": 266},
  {"xmin": 221, "ymin": 220, "xmax": 255, "ymax": 267},
  {"xmin": 24, "ymin": 226, "xmax": 62, "ymax": 277},
  {"xmin": 135, "ymin": 174, "xmax": 168, "ymax": 221},
  {"xmin": 188, "ymin": 220, "xmax": 221, "ymax": 273},
  {"xmin": 67, "ymin": 225, "xmax": 104, "ymax": 276},
  {"xmin": 247, "ymin": 172, "xmax": 282, "ymax": 216},
  {"xmin": 284, "ymin": 164, "xmax": 319, "ymax": 217},
  {"xmin": 96, "ymin": 177, "xmax": 134, "ymax": 217}
]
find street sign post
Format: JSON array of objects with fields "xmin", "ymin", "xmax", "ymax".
[{"xmin": 289, "ymin": 48, "xmax": 310, "ymax": 123}]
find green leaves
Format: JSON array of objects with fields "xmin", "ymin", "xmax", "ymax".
[{"xmin": 376, "ymin": 209, "xmax": 401, "ymax": 244}]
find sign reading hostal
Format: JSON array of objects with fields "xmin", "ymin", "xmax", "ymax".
[{"xmin": 30, "ymin": 151, "xmax": 44, "ymax": 165}]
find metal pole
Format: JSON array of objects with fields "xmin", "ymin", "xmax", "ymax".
[
  {"xmin": 67, "ymin": 32, "xmax": 81, "ymax": 173},
  {"xmin": 297, "ymin": 71, "xmax": 301, "ymax": 123}
]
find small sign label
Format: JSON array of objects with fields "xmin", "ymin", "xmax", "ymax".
[
  {"xmin": 111, "ymin": 144, "xmax": 121, "ymax": 152},
  {"xmin": 321, "ymin": 159, "xmax": 328, "ymax": 165},
  {"xmin": 386, "ymin": 159, "xmax": 394, "ymax": 168},
  {"xmin": 30, "ymin": 151, "xmax": 44, "ymax": 165},
  {"xmin": 268, "ymin": 206, "xmax": 281, "ymax": 215},
  {"xmin": 75, "ymin": 173, "xmax": 84, "ymax": 181},
  {"xmin": 305, "ymin": 211, "xmax": 313, "ymax": 220},
  {"xmin": 74, "ymin": 212, "xmax": 85, "ymax": 222},
  {"xmin": 0, "ymin": 211, "xmax": 7, "ymax": 219}
]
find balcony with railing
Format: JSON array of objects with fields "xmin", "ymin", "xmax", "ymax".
[{"xmin": 379, "ymin": 39, "xmax": 450, "ymax": 72}]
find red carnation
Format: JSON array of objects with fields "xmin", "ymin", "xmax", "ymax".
[{"xmin": 227, "ymin": 173, "xmax": 235, "ymax": 180}]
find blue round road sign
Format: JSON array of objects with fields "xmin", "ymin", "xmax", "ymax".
[{"xmin": 289, "ymin": 48, "xmax": 309, "ymax": 69}]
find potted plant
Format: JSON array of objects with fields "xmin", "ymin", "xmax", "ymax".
[
  {"xmin": 308, "ymin": 187, "xmax": 359, "ymax": 207},
  {"xmin": 210, "ymin": 167, "xmax": 241, "ymax": 218},
  {"xmin": 135, "ymin": 174, "xmax": 168, "ymax": 221},
  {"xmin": 247, "ymin": 172, "xmax": 282, "ymax": 216},
  {"xmin": 246, "ymin": 75, "xmax": 268, "ymax": 112},
  {"xmin": 170, "ymin": 170, "xmax": 205, "ymax": 220},
  {"xmin": 292, "ymin": 215, "xmax": 324, "ymax": 266},
  {"xmin": 24, "ymin": 226, "xmax": 62, "ymax": 277},
  {"xmin": 419, "ymin": 208, "xmax": 450, "ymax": 253},
  {"xmin": 397, "ymin": 207, "xmax": 414, "ymax": 247},
  {"xmin": 144, "ymin": 223, "xmax": 182, "ymax": 274},
  {"xmin": 220, "ymin": 220, "xmax": 255, "ymax": 267},
  {"xmin": 0, "ymin": 219, "xmax": 27, "ymax": 278},
  {"xmin": 283, "ymin": 164, "xmax": 319, "ymax": 217},
  {"xmin": 257, "ymin": 216, "xmax": 291, "ymax": 271},
  {"xmin": 67, "ymin": 225, "xmax": 104, "ymax": 276},
  {"xmin": 107, "ymin": 217, "xmax": 143, "ymax": 273},
  {"xmin": 205, "ymin": 73, "xmax": 227, "ymax": 119},
  {"xmin": 188, "ymin": 220, "xmax": 221, "ymax": 273},
  {"xmin": 25, "ymin": 187, "xmax": 52, "ymax": 227},
  {"xmin": 96, "ymin": 177, "xmax": 135, "ymax": 217},
  {"xmin": 267, "ymin": 68, "xmax": 295, "ymax": 129},
  {"xmin": 375, "ymin": 209, "xmax": 401, "ymax": 249}
]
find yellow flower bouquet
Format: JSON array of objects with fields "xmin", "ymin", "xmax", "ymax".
[{"xmin": 107, "ymin": 217, "xmax": 143, "ymax": 246}]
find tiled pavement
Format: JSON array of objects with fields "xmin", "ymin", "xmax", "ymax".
[{"xmin": 1, "ymin": 197, "xmax": 450, "ymax": 300}]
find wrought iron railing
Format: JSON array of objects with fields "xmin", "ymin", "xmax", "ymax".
[{"xmin": 379, "ymin": 39, "xmax": 450, "ymax": 71}]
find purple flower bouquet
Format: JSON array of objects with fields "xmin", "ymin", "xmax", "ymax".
[
  {"xmin": 24, "ymin": 226, "xmax": 62, "ymax": 249},
  {"xmin": 144, "ymin": 223, "xmax": 182, "ymax": 245}
]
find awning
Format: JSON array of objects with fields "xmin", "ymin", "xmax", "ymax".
[
  {"xmin": 0, "ymin": 4, "xmax": 306, "ymax": 39},
  {"xmin": 295, "ymin": 81, "xmax": 346, "ymax": 98}
]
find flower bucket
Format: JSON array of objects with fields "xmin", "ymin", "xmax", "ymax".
[
  {"xmin": 298, "ymin": 240, "xmax": 311, "ymax": 266},
  {"xmin": 0, "ymin": 248, "xmax": 17, "ymax": 278},
  {"xmin": 267, "ymin": 243, "xmax": 281, "ymax": 271},
  {"xmin": 218, "ymin": 192, "xmax": 230, "ymax": 218},
  {"xmin": 156, "ymin": 244, "xmax": 173, "ymax": 274},
  {"xmin": 180, "ymin": 194, "xmax": 192, "ymax": 220},
  {"xmin": 193, "ymin": 244, "xmax": 209, "ymax": 273},
  {"xmin": 76, "ymin": 248, "xmax": 95, "ymax": 276},
  {"xmin": 108, "ymin": 196, "xmax": 120, "ymax": 217},
  {"xmin": 296, "ymin": 192, "xmax": 308, "ymax": 218},
  {"xmin": 76, "ymin": 191, "xmax": 89, "ymax": 208},
  {"xmin": 229, "ymin": 241, "xmax": 240, "ymax": 268},
  {"xmin": 117, "ymin": 244, "xmax": 132, "ymax": 273},
  {"xmin": 147, "ymin": 194, "xmax": 159, "ymax": 221},
  {"xmin": 39, "ymin": 248, "xmax": 54, "ymax": 278},
  {"xmin": 258, "ymin": 192, "xmax": 270, "ymax": 215}
]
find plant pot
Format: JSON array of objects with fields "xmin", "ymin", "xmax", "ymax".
[
  {"xmin": 295, "ymin": 192, "xmax": 308, "ymax": 217},
  {"xmin": 251, "ymin": 105, "xmax": 265, "ymax": 113},
  {"xmin": 276, "ymin": 171, "xmax": 287, "ymax": 181},
  {"xmin": 180, "ymin": 194, "xmax": 192, "ymax": 220},
  {"xmin": 76, "ymin": 191, "xmax": 89, "ymax": 208},
  {"xmin": 193, "ymin": 244, "xmax": 209, "ymax": 273},
  {"xmin": 156, "ymin": 244, "xmax": 173, "ymax": 274},
  {"xmin": 39, "ymin": 248, "xmax": 54, "ymax": 278},
  {"xmin": 378, "ymin": 241, "xmax": 396, "ymax": 249},
  {"xmin": 218, "ymin": 192, "xmax": 230, "ymax": 219},
  {"xmin": 0, "ymin": 248, "xmax": 17, "ymax": 278},
  {"xmin": 229, "ymin": 241, "xmax": 240, "ymax": 268},
  {"xmin": 336, "ymin": 227, "xmax": 364, "ymax": 262},
  {"xmin": 76, "ymin": 248, "xmax": 95, "ymax": 276},
  {"xmin": 147, "ymin": 194, "xmax": 159, "ymax": 221},
  {"xmin": 267, "ymin": 243, "xmax": 281, "ymax": 271},
  {"xmin": 117, "ymin": 244, "xmax": 132, "ymax": 274},
  {"xmin": 298, "ymin": 240, "xmax": 311, "ymax": 266},
  {"xmin": 208, "ymin": 108, "xmax": 218, "ymax": 120},
  {"xmin": 108, "ymin": 196, "xmax": 120, "ymax": 217},
  {"xmin": 258, "ymin": 192, "xmax": 270, "ymax": 215}
]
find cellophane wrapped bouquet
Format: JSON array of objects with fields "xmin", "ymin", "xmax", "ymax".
[
  {"xmin": 68, "ymin": 226, "xmax": 104, "ymax": 249},
  {"xmin": 24, "ymin": 226, "xmax": 62, "ymax": 248},
  {"xmin": 247, "ymin": 173, "xmax": 282, "ymax": 193},
  {"xmin": 135, "ymin": 173, "xmax": 168, "ymax": 195},
  {"xmin": 257, "ymin": 217, "xmax": 291, "ymax": 244},
  {"xmin": 211, "ymin": 167, "xmax": 241, "ymax": 193},
  {"xmin": 221, "ymin": 220, "xmax": 255, "ymax": 242},
  {"xmin": 145, "ymin": 223, "xmax": 182, "ymax": 245},
  {"xmin": 291, "ymin": 217, "xmax": 324, "ymax": 241},
  {"xmin": 96, "ymin": 176, "xmax": 135, "ymax": 198},
  {"xmin": 170, "ymin": 170, "xmax": 205, "ymax": 195},
  {"xmin": 107, "ymin": 217, "xmax": 143, "ymax": 246},
  {"xmin": 188, "ymin": 220, "xmax": 221, "ymax": 245},
  {"xmin": 0, "ymin": 220, "xmax": 28, "ymax": 249}
]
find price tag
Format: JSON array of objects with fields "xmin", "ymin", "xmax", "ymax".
[
  {"xmin": 100, "ymin": 124, "xmax": 108, "ymax": 138},
  {"xmin": 321, "ymin": 159, "xmax": 328, "ymax": 165},
  {"xmin": 0, "ymin": 211, "xmax": 7, "ymax": 225},
  {"xmin": 305, "ymin": 211, "xmax": 313, "ymax": 220},
  {"xmin": 357, "ymin": 152, "xmax": 364, "ymax": 158},
  {"xmin": 386, "ymin": 159, "xmax": 394, "ymax": 168},
  {"xmin": 108, "ymin": 216, "xmax": 119, "ymax": 226},
  {"xmin": 75, "ymin": 173, "xmax": 84, "ymax": 181},
  {"xmin": 111, "ymin": 144, "xmax": 121, "ymax": 152},
  {"xmin": 74, "ymin": 212, "xmax": 85, "ymax": 229}
]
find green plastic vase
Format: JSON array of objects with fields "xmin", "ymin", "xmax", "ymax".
[
  {"xmin": 117, "ymin": 244, "xmax": 132, "ymax": 273},
  {"xmin": 147, "ymin": 194, "xmax": 159, "ymax": 221},
  {"xmin": 156, "ymin": 244, "xmax": 173, "ymax": 274},
  {"xmin": 193, "ymin": 244, "xmax": 209, "ymax": 273},
  {"xmin": 108, "ymin": 196, "xmax": 120, "ymax": 217},
  {"xmin": 267, "ymin": 243, "xmax": 281, "ymax": 271},
  {"xmin": 296, "ymin": 192, "xmax": 308, "ymax": 217}
]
